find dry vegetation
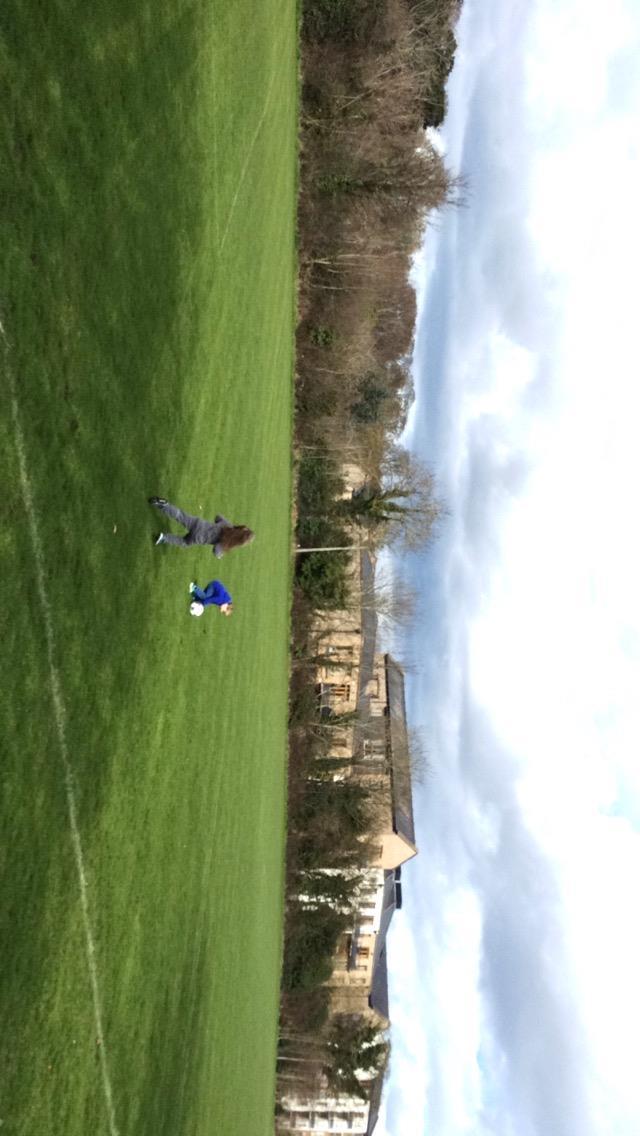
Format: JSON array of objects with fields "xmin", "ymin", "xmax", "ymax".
[{"xmin": 296, "ymin": 0, "xmax": 461, "ymax": 448}]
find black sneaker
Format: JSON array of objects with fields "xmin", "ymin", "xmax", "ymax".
[{"xmin": 148, "ymin": 496, "xmax": 168, "ymax": 506}]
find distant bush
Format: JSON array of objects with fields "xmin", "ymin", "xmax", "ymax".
[
  {"xmin": 282, "ymin": 904, "xmax": 349, "ymax": 991},
  {"xmin": 280, "ymin": 987, "xmax": 331, "ymax": 1033},
  {"xmin": 316, "ymin": 171, "xmax": 364, "ymax": 195},
  {"xmin": 296, "ymin": 544, "xmax": 350, "ymax": 609},
  {"xmin": 295, "ymin": 450, "xmax": 351, "ymax": 608},
  {"xmin": 296, "ymin": 450, "xmax": 345, "ymax": 517},
  {"xmin": 289, "ymin": 681, "xmax": 320, "ymax": 727},
  {"xmin": 350, "ymin": 374, "xmax": 391, "ymax": 424},
  {"xmin": 294, "ymin": 780, "xmax": 375, "ymax": 869},
  {"xmin": 302, "ymin": 0, "xmax": 385, "ymax": 43},
  {"xmin": 308, "ymin": 324, "xmax": 335, "ymax": 346}
]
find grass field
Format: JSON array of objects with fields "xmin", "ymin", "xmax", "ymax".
[{"xmin": 0, "ymin": 3, "xmax": 297, "ymax": 1134}]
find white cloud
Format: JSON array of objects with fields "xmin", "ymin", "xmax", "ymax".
[{"xmin": 380, "ymin": 0, "xmax": 640, "ymax": 1133}]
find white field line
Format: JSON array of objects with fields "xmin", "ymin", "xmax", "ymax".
[
  {"xmin": 212, "ymin": 75, "xmax": 220, "ymax": 248},
  {"xmin": 218, "ymin": 40, "xmax": 286, "ymax": 254},
  {"xmin": 2, "ymin": 322, "xmax": 120, "ymax": 1136}
]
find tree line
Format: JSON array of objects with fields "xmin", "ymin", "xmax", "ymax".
[{"xmin": 277, "ymin": 0, "xmax": 460, "ymax": 1123}]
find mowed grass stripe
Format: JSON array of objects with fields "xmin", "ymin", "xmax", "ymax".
[
  {"xmin": 0, "ymin": 2, "xmax": 297, "ymax": 1134},
  {"xmin": 218, "ymin": 25, "xmax": 292, "ymax": 253},
  {"xmin": 5, "ymin": 357, "xmax": 120, "ymax": 1136}
]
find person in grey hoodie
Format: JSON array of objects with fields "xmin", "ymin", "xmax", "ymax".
[{"xmin": 148, "ymin": 497, "xmax": 254, "ymax": 558}]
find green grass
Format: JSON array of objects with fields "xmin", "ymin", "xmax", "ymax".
[{"xmin": 0, "ymin": 3, "xmax": 297, "ymax": 1134}]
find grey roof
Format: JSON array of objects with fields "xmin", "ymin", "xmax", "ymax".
[
  {"xmin": 368, "ymin": 943, "xmax": 389, "ymax": 1022},
  {"xmin": 356, "ymin": 551, "xmax": 377, "ymax": 714},
  {"xmin": 351, "ymin": 550, "xmax": 379, "ymax": 763},
  {"xmin": 365, "ymin": 1069, "xmax": 386, "ymax": 1136},
  {"xmin": 376, "ymin": 870, "xmax": 398, "ymax": 952},
  {"xmin": 367, "ymin": 872, "xmax": 403, "ymax": 1129},
  {"xmin": 368, "ymin": 870, "xmax": 397, "ymax": 1020},
  {"xmin": 385, "ymin": 655, "xmax": 416, "ymax": 848}
]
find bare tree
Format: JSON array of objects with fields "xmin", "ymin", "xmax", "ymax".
[
  {"xmin": 404, "ymin": 727, "xmax": 433, "ymax": 787},
  {"xmin": 342, "ymin": 444, "xmax": 444, "ymax": 550},
  {"xmin": 351, "ymin": 573, "xmax": 417, "ymax": 632}
]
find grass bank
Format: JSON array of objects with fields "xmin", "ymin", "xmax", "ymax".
[{"xmin": 0, "ymin": 2, "xmax": 297, "ymax": 1133}]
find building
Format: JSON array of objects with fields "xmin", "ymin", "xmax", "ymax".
[
  {"xmin": 359, "ymin": 654, "xmax": 418, "ymax": 871},
  {"xmin": 280, "ymin": 656, "xmax": 415, "ymax": 1131},
  {"xmin": 280, "ymin": 510, "xmax": 418, "ymax": 1135},
  {"xmin": 278, "ymin": 1086, "xmax": 374, "ymax": 1134},
  {"xmin": 313, "ymin": 548, "xmax": 376, "ymax": 763}
]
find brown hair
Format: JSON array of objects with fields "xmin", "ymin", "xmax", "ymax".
[{"xmin": 218, "ymin": 525, "xmax": 255, "ymax": 553}]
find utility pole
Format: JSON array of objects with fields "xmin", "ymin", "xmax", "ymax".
[{"xmin": 294, "ymin": 545, "xmax": 367, "ymax": 554}]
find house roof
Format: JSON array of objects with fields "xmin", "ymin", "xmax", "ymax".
[
  {"xmin": 385, "ymin": 655, "xmax": 416, "ymax": 849},
  {"xmin": 368, "ymin": 870, "xmax": 397, "ymax": 1020},
  {"xmin": 365, "ymin": 1069, "xmax": 386, "ymax": 1136},
  {"xmin": 368, "ymin": 943, "xmax": 389, "ymax": 1022},
  {"xmin": 356, "ymin": 551, "xmax": 377, "ymax": 715}
]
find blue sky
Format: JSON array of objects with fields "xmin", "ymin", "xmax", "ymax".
[{"xmin": 379, "ymin": 1, "xmax": 640, "ymax": 1133}]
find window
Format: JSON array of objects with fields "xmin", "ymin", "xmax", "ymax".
[
  {"xmin": 327, "ymin": 645, "xmax": 354, "ymax": 661},
  {"xmin": 318, "ymin": 682, "xmax": 351, "ymax": 716},
  {"xmin": 331, "ymin": 683, "xmax": 351, "ymax": 701},
  {"xmin": 363, "ymin": 739, "xmax": 385, "ymax": 760},
  {"xmin": 356, "ymin": 945, "xmax": 370, "ymax": 970}
]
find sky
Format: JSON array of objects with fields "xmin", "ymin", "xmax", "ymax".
[{"xmin": 379, "ymin": 1, "xmax": 640, "ymax": 1134}]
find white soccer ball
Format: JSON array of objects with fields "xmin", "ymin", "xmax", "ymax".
[{"xmin": 190, "ymin": 601, "xmax": 204, "ymax": 618}]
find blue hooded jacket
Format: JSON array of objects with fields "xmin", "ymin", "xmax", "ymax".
[{"xmin": 192, "ymin": 580, "xmax": 232, "ymax": 607}]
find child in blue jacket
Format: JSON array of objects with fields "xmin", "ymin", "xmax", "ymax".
[{"xmin": 189, "ymin": 580, "xmax": 233, "ymax": 618}]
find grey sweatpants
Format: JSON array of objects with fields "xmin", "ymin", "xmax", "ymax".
[{"xmin": 156, "ymin": 501, "xmax": 220, "ymax": 546}]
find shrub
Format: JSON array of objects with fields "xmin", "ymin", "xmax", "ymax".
[
  {"xmin": 309, "ymin": 324, "xmax": 336, "ymax": 346},
  {"xmin": 296, "ymin": 546, "xmax": 350, "ymax": 609},
  {"xmin": 350, "ymin": 374, "xmax": 391, "ymax": 424},
  {"xmin": 280, "ymin": 988, "xmax": 331, "ymax": 1033},
  {"xmin": 296, "ymin": 450, "xmax": 345, "ymax": 517},
  {"xmin": 282, "ymin": 904, "xmax": 349, "ymax": 991},
  {"xmin": 302, "ymin": 0, "xmax": 385, "ymax": 43},
  {"xmin": 295, "ymin": 450, "xmax": 352, "ymax": 607},
  {"xmin": 294, "ymin": 780, "xmax": 376, "ymax": 869}
]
